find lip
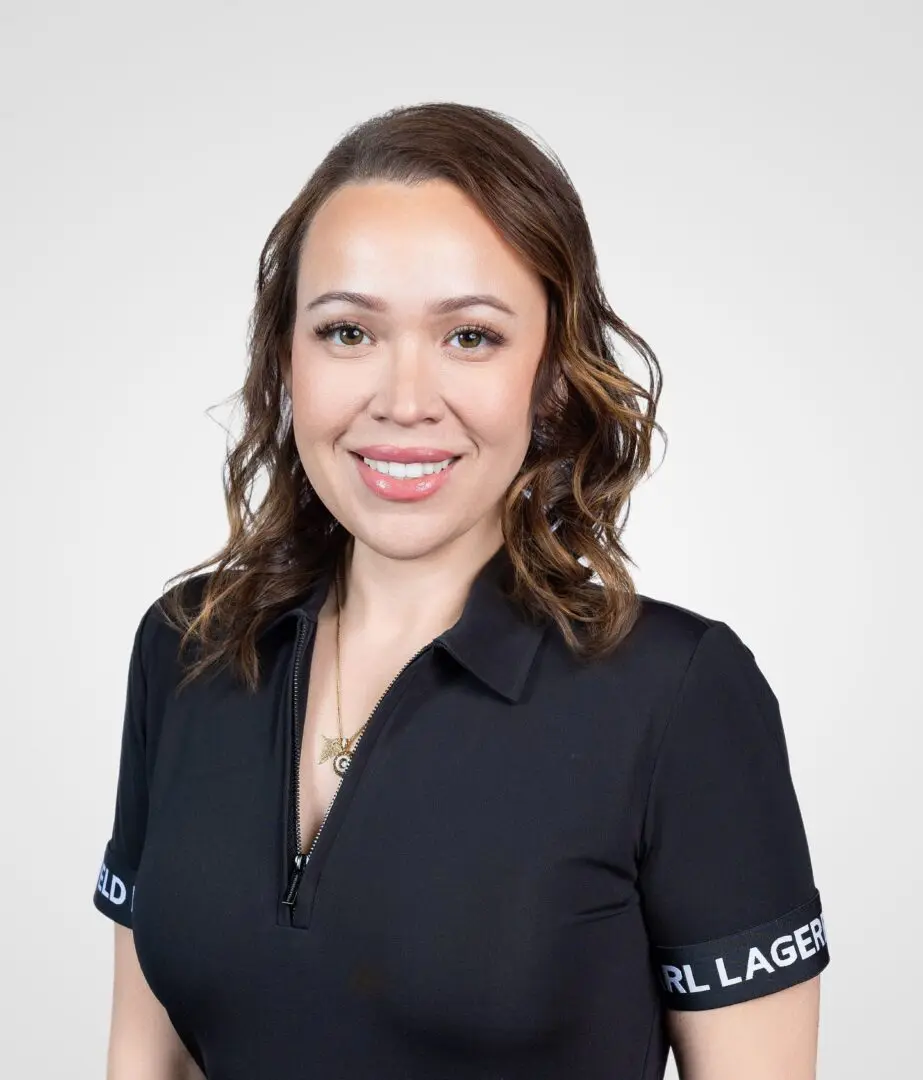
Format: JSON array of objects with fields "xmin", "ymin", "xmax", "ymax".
[
  {"xmin": 350, "ymin": 450, "xmax": 459, "ymax": 503},
  {"xmin": 351, "ymin": 445, "xmax": 460, "ymax": 464}
]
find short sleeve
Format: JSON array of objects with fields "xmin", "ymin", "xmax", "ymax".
[
  {"xmin": 637, "ymin": 621, "xmax": 830, "ymax": 1010},
  {"xmin": 92, "ymin": 606, "xmax": 152, "ymax": 929}
]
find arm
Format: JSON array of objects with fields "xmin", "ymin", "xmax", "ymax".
[
  {"xmin": 638, "ymin": 623, "xmax": 829, "ymax": 1076},
  {"xmin": 666, "ymin": 973, "xmax": 821, "ymax": 1080},
  {"xmin": 107, "ymin": 924, "xmax": 205, "ymax": 1080}
]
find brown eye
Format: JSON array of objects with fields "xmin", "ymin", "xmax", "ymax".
[
  {"xmin": 333, "ymin": 325, "xmax": 366, "ymax": 346},
  {"xmin": 313, "ymin": 322, "xmax": 370, "ymax": 347},
  {"xmin": 447, "ymin": 324, "xmax": 505, "ymax": 352},
  {"xmin": 456, "ymin": 330, "xmax": 483, "ymax": 349}
]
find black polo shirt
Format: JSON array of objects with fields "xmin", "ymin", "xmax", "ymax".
[{"xmin": 92, "ymin": 547, "xmax": 830, "ymax": 1079}]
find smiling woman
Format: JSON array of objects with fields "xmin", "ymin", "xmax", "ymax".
[
  {"xmin": 281, "ymin": 176, "xmax": 551, "ymax": 558},
  {"xmin": 93, "ymin": 101, "xmax": 829, "ymax": 1080}
]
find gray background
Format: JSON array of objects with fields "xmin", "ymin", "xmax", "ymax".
[{"xmin": 2, "ymin": 0, "xmax": 919, "ymax": 1075}]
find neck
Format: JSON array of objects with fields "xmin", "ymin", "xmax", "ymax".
[{"xmin": 336, "ymin": 521, "xmax": 504, "ymax": 643}]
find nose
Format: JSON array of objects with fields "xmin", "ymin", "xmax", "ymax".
[{"xmin": 369, "ymin": 336, "xmax": 445, "ymax": 426}]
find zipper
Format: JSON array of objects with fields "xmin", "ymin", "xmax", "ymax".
[
  {"xmin": 282, "ymin": 618, "xmax": 311, "ymax": 909},
  {"xmin": 282, "ymin": 626, "xmax": 433, "ymax": 914}
]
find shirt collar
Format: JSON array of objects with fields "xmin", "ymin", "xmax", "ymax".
[{"xmin": 258, "ymin": 545, "xmax": 548, "ymax": 703}]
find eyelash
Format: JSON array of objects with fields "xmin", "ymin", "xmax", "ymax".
[{"xmin": 311, "ymin": 319, "xmax": 506, "ymax": 352}]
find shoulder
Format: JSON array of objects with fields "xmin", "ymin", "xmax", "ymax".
[
  {"xmin": 537, "ymin": 586, "xmax": 734, "ymax": 678},
  {"xmin": 132, "ymin": 571, "xmax": 216, "ymax": 672},
  {"xmin": 631, "ymin": 594, "xmax": 769, "ymax": 708},
  {"xmin": 629, "ymin": 592, "xmax": 759, "ymax": 673},
  {"xmin": 593, "ymin": 590, "xmax": 745, "ymax": 682},
  {"xmin": 538, "ymin": 588, "xmax": 766, "ymax": 729},
  {"xmin": 632, "ymin": 592, "xmax": 721, "ymax": 652},
  {"xmin": 627, "ymin": 594, "xmax": 788, "ymax": 760}
]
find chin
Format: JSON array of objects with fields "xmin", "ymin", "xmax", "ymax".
[{"xmin": 346, "ymin": 519, "xmax": 465, "ymax": 563}]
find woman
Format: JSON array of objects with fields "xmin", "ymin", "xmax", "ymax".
[{"xmin": 93, "ymin": 102, "xmax": 829, "ymax": 1079}]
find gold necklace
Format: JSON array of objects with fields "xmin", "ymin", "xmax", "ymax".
[{"xmin": 317, "ymin": 572, "xmax": 368, "ymax": 776}]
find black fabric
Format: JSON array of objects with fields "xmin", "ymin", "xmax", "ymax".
[
  {"xmin": 651, "ymin": 891, "xmax": 828, "ymax": 1010},
  {"xmin": 93, "ymin": 608, "xmax": 151, "ymax": 928},
  {"xmin": 92, "ymin": 548, "xmax": 829, "ymax": 1078}
]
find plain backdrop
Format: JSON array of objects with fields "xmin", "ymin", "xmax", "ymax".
[{"xmin": 2, "ymin": 1, "xmax": 920, "ymax": 1076}]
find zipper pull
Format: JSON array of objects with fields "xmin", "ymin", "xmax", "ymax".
[{"xmin": 282, "ymin": 852, "xmax": 307, "ymax": 907}]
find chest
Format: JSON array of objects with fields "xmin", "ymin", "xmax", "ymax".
[
  {"xmin": 296, "ymin": 621, "xmax": 428, "ymax": 853},
  {"xmin": 131, "ymin": 638, "xmax": 658, "ymax": 1067}
]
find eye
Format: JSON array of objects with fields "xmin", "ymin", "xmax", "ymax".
[
  {"xmin": 447, "ymin": 323, "xmax": 506, "ymax": 352},
  {"xmin": 311, "ymin": 319, "xmax": 507, "ymax": 352},
  {"xmin": 312, "ymin": 320, "xmax": 371, "ymax": 347}
]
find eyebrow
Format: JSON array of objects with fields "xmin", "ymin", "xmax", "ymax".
[{"xmin": 304, "ymin": 291, "xmax": 517, "ymax": 317}]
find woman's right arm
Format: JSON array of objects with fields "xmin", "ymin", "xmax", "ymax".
[{"xmin": 107, "ymin": 925, "xmax": 205, "ymax": 1080}]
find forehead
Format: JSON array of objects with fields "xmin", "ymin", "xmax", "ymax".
[{"xmin": 297, "ymin": 179, "xmax": 543, "ymax": 308}]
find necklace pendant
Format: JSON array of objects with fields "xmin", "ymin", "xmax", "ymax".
[
  {"xmin": 318, "ymin": 734, "xmax": 343, "ymax": 765},
  {"xmin": 332, "ymin": 751, "xmax": 352, "ymax": 776}
]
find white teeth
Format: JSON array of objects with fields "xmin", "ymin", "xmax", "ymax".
[{"xmin": 361, "ymin": 457, "xmax": 454, "ymax": 478}]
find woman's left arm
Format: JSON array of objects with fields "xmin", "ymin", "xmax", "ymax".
[
  {"xmin": 666, "ymin": 973, "xmax": 821, "ymax": 1079},
  {"xmin": 637, "ymin": 623, "xmax": 830, "ymax": 1075}
]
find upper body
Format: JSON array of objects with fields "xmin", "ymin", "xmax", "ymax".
[
  {"xmin": 95, "ymin": 102, "xmax": 828, "ymax": 1078},
  {"xmin": 96, "ymin": 549, "xmax": 828, "ymax": 1079}
]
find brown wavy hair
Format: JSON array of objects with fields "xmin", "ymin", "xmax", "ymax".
[{"xmin": 158, "ymin": 100, "xmax": 665, "ymax": 693}]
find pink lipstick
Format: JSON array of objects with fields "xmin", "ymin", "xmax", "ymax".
[{"xmin": 349, "ymin": 445, "xmax": 460, "ymax": 503}]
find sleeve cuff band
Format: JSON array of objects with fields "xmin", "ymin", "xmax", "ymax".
[
  {"xmin": 92, "ymin": 840, "xmax": 136, "ymax": 929},
  {"xmin": 651, "ymin": 889, "xmax": 830, "ymax": 1010}
]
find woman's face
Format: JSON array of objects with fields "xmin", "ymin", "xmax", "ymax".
[{"xmin": 283, "ymin": 178, "xmax": 548, "ymax": 563}]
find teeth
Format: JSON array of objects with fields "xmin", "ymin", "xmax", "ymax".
[{"xmin": 362, "ymin": 457, "xmax": 454, "ymax": 478}]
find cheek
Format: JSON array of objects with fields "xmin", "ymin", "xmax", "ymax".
[
  {"xmin": 464, "ymin": 370, "xmax": 536, "ymax": 449},
  {"xmin": 289, "ymin": 357, "xmax": 356, "ymax": 441}
]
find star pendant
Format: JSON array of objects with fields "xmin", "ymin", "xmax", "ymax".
[{"xmin": 318, "ymin": 734, "xmax": 347, "ymax": 764}]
